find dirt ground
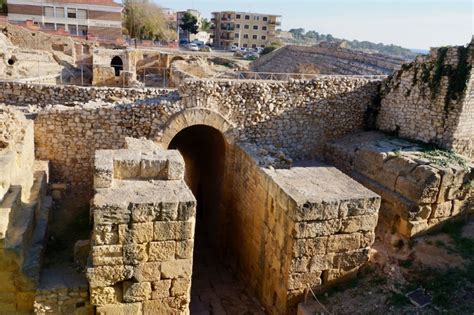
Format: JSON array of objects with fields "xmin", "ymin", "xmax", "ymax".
[{"xmin": 303, "ymin": 218, "xmax": 474, "ymax": 314}]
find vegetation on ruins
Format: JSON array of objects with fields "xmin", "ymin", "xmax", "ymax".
[
  {"xmin": 287, "ymin": 28, "xmax": 418, "ymax": 58},
  {"xmin": 122, "ymin": 0, "xmax": 177, "ymax": 41},
  {"xmin": 200, "ymin": 18, "xmax": 212, "ymax": 33},
  {"xmin": 0, "ymin": 0, "xmax": 6, "ymax": 14}
]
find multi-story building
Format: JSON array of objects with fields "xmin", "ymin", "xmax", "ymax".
[
  {"xmin": 211, "ymin": 11, "xmax": 281, "ymax": 49},
  {"xmin": 7, "ymin": 0, "xmax": 123, "ymax": 40}
]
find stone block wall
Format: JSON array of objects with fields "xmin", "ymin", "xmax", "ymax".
[
  {"xmin": 325, "ymin": 131, "xmax": 473, "ymax": 238},
  {"xmin": 34, "ymin": 286, "xmax": 91, "ymax": 314},
  {"xmin": 377, "ymin": 42, "xmax": 473, "ymax": 158},
  {"xmin": 227, "ymin": 145, "xmax": 381, "ymax": 314},
  {"xmin": 87, "ymin": 138, "xmax": 196, "ymax": 314},
  {"xmin": 0, "ymin": 82, "xmax": 175, "ymax": 106},
  {"xmin": 33, "ymin": 77, "xmax": 380, "ymax": 193}
]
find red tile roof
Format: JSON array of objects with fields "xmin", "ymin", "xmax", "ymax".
[{"xmin": 44, "ymin": 0, "xmax": 122, "ymax": 7}]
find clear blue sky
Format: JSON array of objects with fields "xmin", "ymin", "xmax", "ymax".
[{"xmin": 131, "ymin": 0, "xmax": 473, "ymax": 49}]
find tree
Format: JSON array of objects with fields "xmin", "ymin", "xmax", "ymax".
[
  {"xmin": 200, "ymin": 18, "xmax": 211, "ymax": 33},
  {"xmin": 123, "ymin": 0, "xmax": 176, "ymax": 41},
  {"xmin": 0, "ymin": 0, "xmax": 7, "ymax": 14},
  {"xmin": 288, "ymin": 28, "xmax": 305, "ymax": 40},
  {"xmin": 179, "ymin": 12, "xmax": 199, "ymax": 41}
]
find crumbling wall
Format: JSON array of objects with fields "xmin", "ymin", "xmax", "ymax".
[
  {"xmin": 325, "ymin": 131, "xmax": 473, "ymax": 237},
  {"xmin": 377, "ymin": 43, "xmax": 473, "ymax": 158}
]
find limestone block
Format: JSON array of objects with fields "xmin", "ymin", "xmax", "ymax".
[
  {"xmin": 294, "ymin": 201, "xmax": 339, "ymax": 222},
  {"xmin": 152, "ymin": 280, "xmax": 172, "ymax": 299},
  {"xmin": 308, "ymin": 254, "xmax": 334, "ymax": 272},
  {"xmin": 123, "ymin": 281, "xmax": 152, "ymax": 303},
  {"xmin": 123, "ymin": 244, "xmax": 148, "ymax": 265},
  {"xmin": 92, "ymin": 245, "xmax": 123, "ymax": 266},
  {"xmin": 431, "ymin": 202, "xmax": 453, "ymax": 218},
  {"xmin": 134, "ymin": 262, "xmax": 162, "ymax": 282},
  {"xmin": 130, "ymin": 203, "xmax": 161, "ymax": 223},
  {"xmin": 160, "ymin": 259, "xmax": 192, "ymax": 279},
  {"xmin": 166, "ymin": 151, "xmax": 185, "ymax": 180},
  {"xmin": 93, "ymin": 225, "xmax": 119, "ymax": 245},
  {"xmin": 398, "ymin": 219, "xmax": 429, "ymax": 237},
  {"xmin": 87, "ymin": 265, "xmax": 133, "ymax": 288},
  {"xmin": 92, "ymin": 195, "xmax": 130, "ymax": 225},
  {"xmin": 94, "ymin": 150, "xmax": 114, "ymax": 189},
  {"xmin": 175, "ymin": 240, "xmax": 193, "ymax": 259},
  {"xmin": 295, "ymin": 219, "xmax": 342, "ymax": 238},
  {"xmin": 90, "ymin": 287, "xmax": 117, "ymax": 306},
  {"xmin": 395, "ymin": 165, "xmax": 441, "ymax": 203},
  {"xmin": 15, "ymin": 291, "xmax": 35, "ymax": 312},
  {"xmin": 353, "ymin": 147, "xmax": 387, "ymax": 178},
  {"xmin": 96, "ymin": 302, "xmax": 142, "ymax": 315},
  {"xmin": 338, "ymin": 197, "xmax": 380, "ymax": 217},
  {"xmin": 327, "ymin": 233, "xmax": 361, "ymax": 253},
  {"xmin": 360, "ymin": 232, "xmax": 375, "ymax": 247},
  {"xmin": 160, "ymin": 201, "xmax": 180, "ymax": 221},
  {"xmin": 143, "ymin": 299, "xmax": 183, "ymax": 315},
  {"xmin": 291, "ymin": 257, "xmax": 310, "ymax": 273},
  {"xmin": 140, "ymin": 155, "xmax": 167, "ymax": 180},
  {"xmin": 176, "ymin": 201, "xmax": 196, "ymax": 221},
  {"xmin": 293, "ymin": 237, "xmax": 328, "ymax": 258},
  {"xmin": 0, "ymin": 151, "xmax": 15, "ymax": 202},
  {"xmin": 162, "ymin": 296, "xmax": 189, "ymax": 312},
  {"xmin": 118, "ymin": 222, "xmax": 153, "ymax": 244},
  {"xmin": 324, "ymin": 266, "xmax": 359, "ymax": 283},
  {"xmin": 452, "ymin": 199, "xmax": 468, "ymax": 216},
  {"xmin": 340, "ymin": 214, "xmax": 378, "ymax": 233},
  {"xmin": 171, "ymin": 278, "xmax": 191, "ymax": 297},
  {"xmin": 333, "ymin": 248, "xmax": 369, "ymax": 270},
  {"xmin": 153, "ymin": 220, "xmax": 195, "ymax": 241},
  {"xmin": 113, "ymin": 150, "xmax": 142, "ymax": 179},
  {"xmin": 149, "ymin": 241, "xmax": 176, "ymax": 262},
  {"xmin": 288, "ymin": 272, "xmax": 322, "ymax": 290}
]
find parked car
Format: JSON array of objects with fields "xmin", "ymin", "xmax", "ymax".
[
  {"xmin": 187, "ymin": 43, "xmax": 199, "ymax": 51},
  {"xmin": 244, "ymin": 52, "xmax": 260, "ymax": 60},
  {"xmin": 200, "ymin": 46, "xmax": 212, "ymax": 52},
  {"xmin": 239, "ymin": 47, "xmax": 248, "ymax": 53},
  {"xmin": 230, "ymin": 45, "xmax": 238, "ymax": 52},
  {"xmin": 179, "ymin": 39, "xmax": 189, "ymax": 46},
  {"xmin": 256, "ymin": 47, "xmax": 264, "ymax": 54}
]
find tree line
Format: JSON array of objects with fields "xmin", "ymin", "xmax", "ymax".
[{"xmin": 288, "ymin": 28, "xmax": 417, "ymax": 58}]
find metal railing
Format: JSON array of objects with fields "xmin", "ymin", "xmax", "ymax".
[{"xmin": 1, "ymin": 61, "xmax": 172, "ymax": 88}]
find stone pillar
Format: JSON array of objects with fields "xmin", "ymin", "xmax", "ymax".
[{"xmin": 87, "ymin": 138, "xmax": 196, "ymax": 314}]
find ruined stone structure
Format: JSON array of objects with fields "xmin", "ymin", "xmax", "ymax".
[
  {"xmin": 0, "ymin": 42, "xmax": 472, "ymax": 314},
  {"xmin": 251, "ymin": 43, "xmax": 406, "ymax": 75},
  {"xmin": 0, "ymin": 106, "xmax": 51, "ymax": 313}
]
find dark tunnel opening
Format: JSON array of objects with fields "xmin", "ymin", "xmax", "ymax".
[{"xmin": 168, "ymin": 124, "xmax": 264, "ymax": 313}]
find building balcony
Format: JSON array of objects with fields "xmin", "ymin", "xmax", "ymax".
[{"xmin": 269, "ymin": 21, "xmax": 281, "ymax": 26}]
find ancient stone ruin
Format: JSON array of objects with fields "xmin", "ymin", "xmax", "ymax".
[{"xmin": 0, "ymin": 41, "xmax": 472, "ymax": 314}]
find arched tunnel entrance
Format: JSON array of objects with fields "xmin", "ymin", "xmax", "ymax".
[
  {"xmin": 111, "ymin": 56, "xmax": 123, "ymax": 76},
  {"xmin": 168, "ymin": 125, "xmax": 264, "ymax": 314}
]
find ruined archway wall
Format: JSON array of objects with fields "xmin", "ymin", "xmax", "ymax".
[{"xmin": 32, "ymin": 77, "xmax": 380, "ymax": 194}]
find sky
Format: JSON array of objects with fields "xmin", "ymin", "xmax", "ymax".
[{"xmin": 136, "ymin": 0, "xmax": 473, "ymax": 50}]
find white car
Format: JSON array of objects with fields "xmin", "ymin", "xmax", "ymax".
[
  {"xmin": 230, "ymin": 45, "xmax": 238, "ymax": 52},
  {"xmin": 239, "ymin": 47, "xmax": 247, "ymax": 52},
  {"xmin": 187, "ymin": 43, "xmax": 199, "ymax": 51}
]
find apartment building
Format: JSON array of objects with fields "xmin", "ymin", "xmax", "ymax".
[
  {"xmin": 211, "ymin": 11, "xmax": 281, "ymax": 49},
  {"xmin": 7, "ymin": 0, "xmax": 123, "ymax": 40}
]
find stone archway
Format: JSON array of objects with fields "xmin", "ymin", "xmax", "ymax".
[
  {"xmin": 111, "ymin": 56, "xmax": 123, "ymax": 76},
  {"xmin": 159, "ymin": 108, "xmax": 234, "ymax": 148}
]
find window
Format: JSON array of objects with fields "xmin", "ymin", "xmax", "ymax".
[
  {"xmin": 263, "ymin": 16, "xmax": 268, "ymax": 21},
  {"xmin": 234, "ymin": 33, "xmax": 239, "ymax": 38},
  {"xmin": 44, "ymin": 7, "xmax": 54, "ymax": 17},
  {"xmin": 244, "ymin": 24, "xmax": 249, "ymax": 29},
  {"xmin": 252, "ymin": 44, "xmax": 257, "ymax": 48},
  {"xmin": 261, "ymin": 44, "xmax": 266, "ymax": 48},
  {"xmin": 245, "ymin": 15, "xmax": 250, "ymax": 20},
  {"xmin": 236, "ymin": 24, "xmax": 240, "ymax": 28},
  {"xmin": 243, "ymin": 43, "xmax": 248, "ymax": 47},
  {"xmin": 57, "ymin": 23, "xmax": 65, "ymax": 31},
  {"xmin": 236, "ymin": 14, "xmax": 241, "ymax": 19},
  {"xmin": 56, "ymin": 7, "xmax": 65, "ymax": 18},
  {"xmin": 234, "ymin": 43, "xmax": 238, "ymax": 46},
  {"xmin": 261, "ymin": 35, "xmax": 266, "ymax": 40},
  {"xmin": 77, "ymin": 9, "xmax": 87, "ymax": 19},
  {"xmin": 44, "ymin": 23, "xmax": 55, "ymax": 30},
  {"xmin": 220, "ymin": 41, "xmax": 223, "ymax": 46},
  {"xmin": 68, "ymin": 24, "xmax": 77, "ymax": 35},
  {"xmin": 252, "ymin": 35, "xmax": 257, "ymax": 39},
  {"xmin": 253, "ymin": 25, "xmax": 258, "ymax": 30},
  {"xmin": 262, "ymin": 26, "xmax": 267, "ymax": 31},
  {"xmin": 67, "ymin": 8, "xmax": 76, "ymax": 18},
  {"xmin": 243, "ymin": 34, "xmax": 249, "ymax": 39}
]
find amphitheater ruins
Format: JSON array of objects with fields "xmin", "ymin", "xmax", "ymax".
[{"xmin": 0, "ymin": 22, "xmax": 472, "ymax": 314}]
